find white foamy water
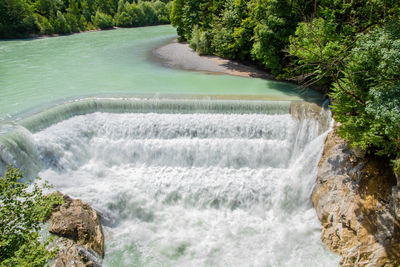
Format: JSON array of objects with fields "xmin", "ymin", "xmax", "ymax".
[{"xmin": 30, "ymin": 111, "xmax": 338, "ymax": 266}]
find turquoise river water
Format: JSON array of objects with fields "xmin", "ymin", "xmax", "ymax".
[
  {"xmin": 0, "ymin": 25, "xmax": 320, "ymax": 120},
  {"xmin": 0, "ymin": 25, "xmax": 339, "ymax": 266}
]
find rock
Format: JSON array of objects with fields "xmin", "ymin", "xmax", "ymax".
[
  {"xmin": 48, "ymin": 193, "xmax": 104, "ymax": 266},
  {"xmin": 392, "ymin": 186, "xmax": 400, "ymax": 221},
  {"xmin": 51, "ymin": 237, "xmax": 98, "ymax": 267},
  {"xmin": 313, "ymin": 130, "xmax": 400, "ymax": 266}
]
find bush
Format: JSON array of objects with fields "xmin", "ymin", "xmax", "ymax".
[
  {"xmin": 129, "ymin": 4, "xmax": 145, "ymax": 26},
  {"xmin": 138, "ymin": 2, "xmax": 157, "ymax": 25},
  {"xmin": 330, "ymin": 28, "xmax": 400, "ymax": 157},
  {"xmin": 64, "ymin": 13, "xmax": 83, "ymax": 32},
  {"xmin": 54, "ymin": 11, "xmax": 71, "ymax": 34},
  {"xmin": 153, "ymin": 1, "xmax": 169, "ymax": 24},
  {"xmin": 115, "ymin": 11, "xmax": 132, "ymax": 27},
  {"xmin": 189, "ymin": 25, "xmax": 211, "ymax": 55},
  {"xmin": 35, "ymin": 14, "xmax": 54, "ymax": 35},
  {"xmin": 92, "ymin": 10, "xmax": 113, "ymax": 29},
  {"xmin": 189, "ymin": 25, "xmax": 200, "ymax": 51},
  {"xmin": 0, "ymin": 0, "xmax": 37, "ymax": 38},
  {"xmin": 0, "ymin": 166, "xmax": 63, "ymax": 265}
]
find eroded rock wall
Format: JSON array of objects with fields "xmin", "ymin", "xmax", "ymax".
[
  {"xmin": 48, "ymin": 193, "xmax": 104, "ymax": 267},
  {"xmin": 313, "ymin": 130, "xmax": 400, "ymax": 266}
]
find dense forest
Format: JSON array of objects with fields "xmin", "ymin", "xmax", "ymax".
[
  {"xmin": 0, "ymin": 0, "xmax": 172, "ymax": 38},
  {"xmin": 171, "ymin": 0, "xmax": 400, "ymax": 175}
]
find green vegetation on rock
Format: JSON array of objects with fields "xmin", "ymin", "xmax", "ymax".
[
  {"xmin": 0, "ymin": 166, "xmax": 63, "ymax": 266},
  {"xmin": 287, "ymin": 1, "xmax": 400, "ymax": 167}
]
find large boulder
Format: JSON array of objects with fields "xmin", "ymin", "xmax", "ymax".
[
  {"xmin": 313, "ymin": 130, "xmax": 400, "ymax": 266},
  {"xmin": 48, "ymin": 193, "xmax": 104, "ymax": 267}
]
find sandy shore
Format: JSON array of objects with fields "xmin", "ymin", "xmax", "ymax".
[{"xmin": 153, "ymin": 41, "xmax": 274, "ymax": 79}]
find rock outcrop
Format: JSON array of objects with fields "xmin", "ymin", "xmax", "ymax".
[
  {"xmin": 48, "ymin": 193, "xmax": 104, "ymax": 267},
  {"xmin": 313, "ymin": 130, "xmax": 400, "ymax": 266}
]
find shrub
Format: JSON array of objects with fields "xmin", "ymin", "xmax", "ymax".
[
  {"xmin": 330, "ymin": 28, "xmax": 400, "ymax": 156},
  {"xmin": 92, "ymin": 10, "xmax": 113, "ymax": 29},
  {"xmin": 153, "ymin": 1, "xmax": 169, "ymax": 24},
  {"xmin": 35, "ymin": 14, "xmax": 54, "ymax": 35},
  {"xmin": 54, "ymin": 11, "xmax": 71, "ymax": 34},
  {"xmin": 189, "ymin": 25, "xmax": 211, "ymax": 55},
  {"xmin": 115, "ymin": 11, "xmax": 132, "ymax": 27},
  {"xmin": 0, "ymin": 166, "xmax": 64, "ymax": 265}
]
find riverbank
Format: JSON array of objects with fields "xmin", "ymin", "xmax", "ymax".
[
  {"xmin": 153, "ymin": 40, "xmax": 274, "ymax": 79},
  {"xmin": 153, "ymin": 40, "xmax": 329, "ymax": 95}
]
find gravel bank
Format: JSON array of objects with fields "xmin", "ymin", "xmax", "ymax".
[{"xmin": 153, "ymin": 41, "xmax": 273, "ymax": 79}]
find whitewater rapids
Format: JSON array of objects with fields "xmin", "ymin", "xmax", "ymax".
[{"xmin": 0, "ymin": 99, "xmax": 339, "ymax": 266}]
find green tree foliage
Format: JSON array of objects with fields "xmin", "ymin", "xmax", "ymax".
[
  {"xmin": 171, "ymin": 0, "xmax": 214, "ymax": 40},
  {"xmin": 172, "ymin": 0, "xmax": 400, "ymax": 172},
  {"xmin": 35, "ymin": 14, "xmax": 54, "ymax": 34},
  {"xmin": 92, "ymin": 10, "xmax": 113, "ymax": 28},
  {"xmin": 289, "ymin": 17, "xmax": 346, "ymax": 88},
  {"xmin": 114, "ymin": 0, "xmax": 171, "ymax": 27},
  {"xmin": 171, "ymin": 0, "xmax": 301, "ymax": 73},
  {"xmin": 153, "ymin": 1, "xmax": 170, "ymax": 24},
  {"xmin": 170, "ymin": 0, "xmax": 185, "ymax": 37},
  {"xmin": 1, "ymin": 0, "xmax": 173, "ymax": 38},
  {"xmin": 210, "ymin": 0, "xmax": 252, "ymax": 59},
  {"xmin": 330, "ymin": 28, "xmax": 400, "ymax": 156},
  {"xmin": 0, "ymin": 0, "xmax": 37, "ymax": 37},
  {"xmin": 189, "ymin": 25, "xmax": 211, "ymax": 55},
  {"xmin": 0, "ymin": 166, "xmax": 64, "ymax": 265},
  {"xmin": 250, "ymin": 0, "xmax": 298, "ymax": 74},
  {"xmin": 54, "ymin": 10, "xmax": 72, "ymax": 33},
  {"xmin": 288, "ymin": 0, "xmax": 400, "ymax": 169}
]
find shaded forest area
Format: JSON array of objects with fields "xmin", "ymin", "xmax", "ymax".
[
  {"xmin": 171, "ymin": 0, "xmax": 400, "ymax": 174},
  {"xmin": 0, "ymin": 0, "xmax": 172, "ymax": 38}
]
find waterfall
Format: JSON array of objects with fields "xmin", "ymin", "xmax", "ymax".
[
  {"xmin": 17, "ymin": 98, "xmax": 292, "ymax": 133},
  {"xmin": 0, "ymin": 123, "xmax": 40, "ymax": 176},
  {"xmin": 0, "ymin": 98, "xmax": 338, "ymax": 266}
]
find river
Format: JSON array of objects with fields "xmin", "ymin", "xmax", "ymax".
[{"xmin": 0, "ymin": 25, "xmax": 339, "ymax": 266}]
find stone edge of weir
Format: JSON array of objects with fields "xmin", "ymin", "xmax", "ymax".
[{"xmin": 46, "ymin": 193, "xmax": 104, "ymax": 267}]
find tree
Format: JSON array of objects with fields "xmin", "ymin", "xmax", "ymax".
[
  {"xmin": 189, "ymin": 25, "xmax": 211, "ymax": 55},
  {"xmin": 330, "ymin": 27, "xmax": 400, "ymax": 156},
  {"xmin": 172, "ymin": 0, "xmax": 302, "ymax": 74},
  {"xmin": 0, "ymin": 166, "xmax": 63, "ymax": 265},
  {"xmin": 170, "ymin": 0, "xmax": 185, "ymax": 38},
  {"xmin": 251, "ymin": 0, "xmax": 299, "ymax": 75},
  {"xmin": 92, "ymin": 10, "xmax": 113, "ymax": 28},
  {"xmin": 153, "ymin": 0, "xmax": 169, "ymax": 24},
  {"xmin": 53, "ymin": 10, "xmax": 71, "ymax": 33},
  {"xmin": 1, "ymin": 0, "xmax": 174, "ymax": 37},
  {"xmin": 210, "ymin": 0, "xmax": 250, "ymax": 59},
  {"xmin": 139, "ymin": 1, "xmax": 157, "ymax": 25},
  {"xmin": 0, "ymin": 0, "xmax": 37, "ymax": 38}
]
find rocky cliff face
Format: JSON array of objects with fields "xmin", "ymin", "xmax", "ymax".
[
  {"xmin": 48, "ymin": 193, "xmax": 104, "ymax": 267},
  {"xmin": 313, "ymin": 130, "xmax": 400, "ymax": 266}
]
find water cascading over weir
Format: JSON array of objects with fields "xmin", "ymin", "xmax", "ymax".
[{"xmin": 0, "ymin": 97, "xmax": 339, "ymax": 266}]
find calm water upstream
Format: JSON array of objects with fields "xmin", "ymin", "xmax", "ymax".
[
  {"xmin": 0, "ymin": 25, "xmax": 319, "ymax": 120},
  {"xmin": 0, "ymin": 25, "xmax": 339, "ymax": 266}
]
